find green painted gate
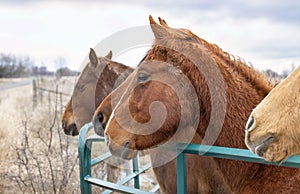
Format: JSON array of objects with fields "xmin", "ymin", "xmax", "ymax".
[{"xmin": 79, "ymin": 123, "xmax": 300, "ymax": 194}]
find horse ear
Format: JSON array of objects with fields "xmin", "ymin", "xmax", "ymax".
[
  {"xmin": 149, "ymin": 15, "xmax": 169, "ymax": 42},
  {"xmin": 89, "ymin": 48, "xmax": 98, "ymax": 68},
  {"xmin": 158, "ymin": 17, "xmax": 169, "ymax": 27},
  {"xmin": 105, "ymin": 50, "xmax": 112, "ymax": 60}
]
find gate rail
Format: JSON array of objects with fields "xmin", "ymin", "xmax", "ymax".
[
  {"xmin": 78, "ymin": 123, "xmax": 159, "ymax": 194},
  {"xmin": 79, "ymin": 123, "xmax": 300, "ymax": 193},
  {"xmin": 176, "ymin": 143, "xmax": 300, "ymax": 193}
]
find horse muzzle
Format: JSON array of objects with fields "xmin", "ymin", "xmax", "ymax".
[
  {"xmin": 62, "ymin": 121, "xmax": 79, "ymax": 136},
  {"xmin": 245, "ymin": 133, "xmax": 277, "ymax": 157}
]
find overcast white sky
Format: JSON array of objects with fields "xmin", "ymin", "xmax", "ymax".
[{"xmin": 0, "ymin": 0, "xmax": 299, "ymax": 73}]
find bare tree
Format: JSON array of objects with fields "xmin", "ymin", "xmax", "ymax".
[{"xmin": 0, "ymin": 53, "xmax": 32, "ymax": 78}]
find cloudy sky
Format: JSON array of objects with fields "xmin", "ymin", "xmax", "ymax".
[{"xmin": 0, "ymin": 0, "xmax": 299, "ymax": 73}]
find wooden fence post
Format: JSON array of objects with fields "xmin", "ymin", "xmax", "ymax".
[{"xmin": 32, "ymin": 78, "xmax": 37, "ymax": 108}]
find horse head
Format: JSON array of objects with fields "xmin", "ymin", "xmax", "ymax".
[
  {"xmin": 92, "ymin": 16, "xmax": 226, "ymax": 159},
  {"xmin": 62, "ymin": 49, "xmax": 133, "ymax": 135},
  {"xmin": 245, "ymin": 66, "xmax": 300, "ymax": 162}
]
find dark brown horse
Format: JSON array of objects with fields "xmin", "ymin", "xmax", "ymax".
[
  {"xmin": 62, "ymin": 48, "xmax": 134, "ymax": 135},
  {"xmin": 93, "ymin": 16, "xmax": 300, "ymax": 193}
]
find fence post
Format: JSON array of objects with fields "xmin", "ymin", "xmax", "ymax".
[
  {"xmin": 48, "ymin": 88, "xmax": 51, "ymax": 114},
  {"xmin": 79, "ymin": 125, "xmax": 92, "ymax": 194},
  {"xmin": 60, "ymin": 92, "xmax": 63, "ymax": 115},
  {"xmin": 32, "ymin": 78, "xmax": 37, "ymax": 108},
  {"xmin": 133, "ymin": 157, "xmax": 140, "ymax": 189},
  {"xmin": 177, "ymin": 151, "xmax": 186, "ymax": 194}
]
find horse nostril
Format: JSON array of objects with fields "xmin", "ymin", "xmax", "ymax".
[
  {"xmin": 69, "ymin": 123, "xmax": 78, "ymax": 136},
  {"xmin": 62, "ymin": 122, "xmax": 78, "ymax": 136},
  {"xmin": 124, "ymin": 141, "xmax": 130, "ymax": 148},
  {"xmin": 245, "ymin": 116, "xmax": 254, "ymax": 131}
]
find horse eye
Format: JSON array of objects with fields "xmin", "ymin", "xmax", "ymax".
[{"xmin": 137, "ymin": 73, "xmax": 149, "ymax": 82}]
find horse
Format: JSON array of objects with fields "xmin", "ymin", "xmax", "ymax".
[
  {"xmin": 61, "ymin": 49, "xmax": 134, "ymax": 182},
  {"xmin": 61, "ymin": 48, "xmax": 134, "ymax": 136},
  {"xmin": 92, "ymin": 16, "xmax": 300, "ymax": 193},
  {"xmin": 245, "ymin": 66, "xmax": 300, "ymax": 162}
]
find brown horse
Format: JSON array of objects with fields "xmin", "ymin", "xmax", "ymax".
[
  {"xmin": 245, "ymin": 66, "xmax": 300, "ymax": 162},
  {"xmin": 61, "ymin": 49, "xmax": 134, "ymax": 182},
  {"xmin": 93, "ymin": 16, "xmax": 300, "ymax": 193},
  {"xmin": 62, "ymin": 48, "xmax": 134, "ymax": 135}
]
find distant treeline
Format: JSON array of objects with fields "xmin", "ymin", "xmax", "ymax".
[
  {"xmin": 0, "ymin": 53, "xmax": 78, "ymax": 78},
  {"xmin": 0, "ymin": 53, "xmax": 32, "ymax": 78},
  {"xmin": 263, "ymin": 64, "xmax": 296, "ymax": 84},
  {"xmin": 0, "ymin": 52, "xmax": 294, "ymax": 79},
  {"xmin": 55, "ymin": 67, "xmax": 79, "ymax": 78}
]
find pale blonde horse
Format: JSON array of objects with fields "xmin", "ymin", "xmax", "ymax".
[{"xmin": 245, "ymin": 66, "xmax": 300, "ymax": 162}]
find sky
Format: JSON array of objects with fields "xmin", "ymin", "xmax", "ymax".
[{"xmin": 0, "ymin": 0, "xmax": 299, "ymax": 73}]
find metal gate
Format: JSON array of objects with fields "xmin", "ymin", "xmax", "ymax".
[{"xmin": 79, "ymin": 123, "xmax": 300, "ymax": 194}]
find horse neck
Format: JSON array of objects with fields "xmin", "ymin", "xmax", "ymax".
[
  {"xmin": 198, "ymin": 37, "xmax": 273, "ymax": 97},
  {"xmin": 94, "ymin": 62, "xmax": 132, "ymax": 108},
  {"xmin": 178, "ymin": 49, "xmax": 273, "ymax": 148},
  {"xmin": 169, "ymin": 49, "xmax": 280, "ymax": 191},
  {"xmin": 146, "ymin": 45, "xmax": 272, "ymax": 148},
  {"xmin": 146, "ymin": 43, "xmax": 297, "ymax": 192},
  {"xmin": 94, "ymin": 66, "xmax": 119, "ymax": 107}
]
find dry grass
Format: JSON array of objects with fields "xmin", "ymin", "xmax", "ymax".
[
  {"xmin": 0, "ymin": 76, "xmax": 157, "ymax": 194},
  {"xmin": 0, "ymin": 85, "xmax": 32, "ymax": 164},
  {"xmin": 0, "ymin": 77, "xmax": 78, "ymax": 193},
  {"xmin": 0, "ymin": 84, "xmax": 32, "ymax": 193}
]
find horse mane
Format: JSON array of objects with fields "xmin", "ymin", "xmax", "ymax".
[
  {"xmin": 138, "ymin": 18, "xmax": 276, "ymax": 147},
  {"xmin": 144, "ymin": 17, "xmax": 274, "ymax": 96},
  {"xmin": 186, "ymin": 30, "xmax": 274, "ymax": 96},
  {"xmin": 138, "ymin": 50, "xmax": 150, "ymax": 66}
]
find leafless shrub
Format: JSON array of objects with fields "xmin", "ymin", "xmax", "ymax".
[
  {"xmin": 0, "ymin": 77, "xmax": 156, "ymax": 193},
  {"xmin": 4, "ymin": 79, "xmax": 80, "ymax": 194}
]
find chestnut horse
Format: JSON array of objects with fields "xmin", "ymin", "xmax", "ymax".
[
  {"xmin": 93, "ymin": 16, "xmax": 300, "ymax": 193},
  {"xmin": 62, "ymin": 48, "xmax": 133, "ymax": 135},
  {"xmin": 245, "ymin": 66, "xmax": 300, "ymax": 162}
]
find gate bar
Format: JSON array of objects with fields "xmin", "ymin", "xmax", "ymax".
[
  {"xmin": 79, "ymin": 123, "xmax": 158, "ymax": 193},
  {"xmin": 84, "ymin": 175, "xmax": 153, "ymax": 194},
  {"xmin": 176, "ymin": 143, "xmax": 300, "ymax": 194}
]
